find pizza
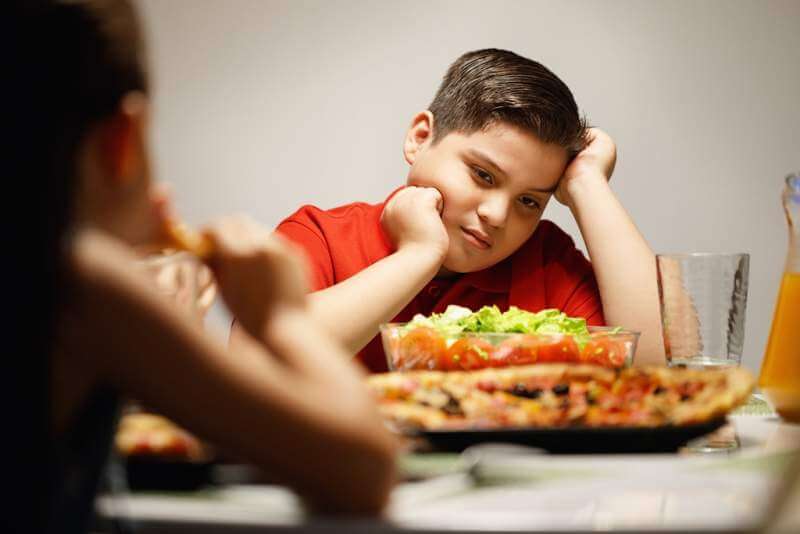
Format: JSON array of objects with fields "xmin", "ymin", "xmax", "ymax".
[
  {"xmin": 116, "ymin": 413, "xmax": 208, "ymax": 460},
  {"xmin": 163, "ymin": 218, "xmax": 214, "ymax": 260},
  {"xmin": 366, "ymin": 364, "xmax": 754, "ymax": 431}
]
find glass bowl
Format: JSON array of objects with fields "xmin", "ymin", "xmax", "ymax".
[{"xmin": 380, "ymin": 324, "xmax": 640, "ymax": 372}]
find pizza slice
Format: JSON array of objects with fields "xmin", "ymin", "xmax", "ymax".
[
  {"xmin": 116, "ymin": 413, "xmax": 208, "ymax": 461},
  {"xmin": 162, "ymin": 217, "xmax": 214, "ymax": 260}
]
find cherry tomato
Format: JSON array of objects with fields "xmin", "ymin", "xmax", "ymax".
[
  {"xmin": 435, "ymin": 349, "xmax": 459, "ymax": 371},
  {"xmin": 492, "ymin": 335, "xmax": 539, "ymax": 367},
  {"xmin": 397, "ymin": 327, "xmax": 446, "ymax": 370},
  {"xmin": 445, "ymin": 338, "xmax": 495, "ymax": 371},
  {"xmin": 537, "ymin": 335, "xmax": 580, "ymax": 363},
  {"xmin": 581, "ymin": 337, "xmax": 627, "ymax": 367}
]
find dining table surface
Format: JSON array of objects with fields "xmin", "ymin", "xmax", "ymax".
[{"xmin": 96, "ymin": 395, "xmax": 800, "ymax": 533}]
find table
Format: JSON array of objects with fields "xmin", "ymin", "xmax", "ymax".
[{"xmin": 96, "ymin": 406, "xmax": 800, "ymax": 533}]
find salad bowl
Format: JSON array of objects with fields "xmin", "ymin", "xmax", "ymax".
[{"xmin": 381, "ymin": 306, "xmax": 640, "ymax": 371}]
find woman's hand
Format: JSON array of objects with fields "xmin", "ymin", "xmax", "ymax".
[
  {"xmin": 204, "ymin": 215, "xmax": 308, "ymax": 340},
  {"xmin": 555, "ymin": 128, "xmax": 617, "ymax": 208}
]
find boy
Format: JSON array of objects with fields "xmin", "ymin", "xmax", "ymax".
[{"xmin": 251, "ymin": 49, "xmax": 664, "ymax": 371}]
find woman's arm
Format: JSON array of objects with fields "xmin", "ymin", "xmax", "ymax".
[{"xmin": 67, "ymin": 228, "xmax": 397, "ymax": 515}]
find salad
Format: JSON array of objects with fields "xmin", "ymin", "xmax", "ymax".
[{"xmin": 382, "ymin": 305, "xmax": 635, "ymax": 371}]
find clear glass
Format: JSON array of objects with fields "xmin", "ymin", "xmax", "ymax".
[
  {"xmin": 759, "ymin": 173, "xmax": 800, "ymax": 422},
  {"xmin": 656, "ymin": 252, "xmax": 750, "ymax": 368},
  {"xmin": 126, "ymin": 252, "xmax": 206, "ymax": 414},
  {"xmin": 137, "ymin": 251, "xmax": 216, "ymax": 326},
  {"xmin": 138, "ymin": 251, "xmax": 200, "ymax": 316}
]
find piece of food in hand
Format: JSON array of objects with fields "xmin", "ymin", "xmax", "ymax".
[
  {"xmin": 116, "ymin": 413, "xmax": 208, "ymax": 461},
  {"xmin": 367, "ymin": 364, "xmax": 754, "ymax": 430},
  {"xmin": 163, "ymin": 218, "xmax": 214, "ymax": 260}
]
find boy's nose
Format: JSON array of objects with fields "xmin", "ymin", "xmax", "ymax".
[{"xmin": 476, "ymin": 194, "xmax": 510, "ymax": 229}]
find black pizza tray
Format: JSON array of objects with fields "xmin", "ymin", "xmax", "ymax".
[{"xmin": 413, "ymin": 417, "xmax": 727, "ymax": 454}]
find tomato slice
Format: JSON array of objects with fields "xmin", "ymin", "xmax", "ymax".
[
  {"xmin": 605, "ymin": 339, "xmax": 627, "ymax": 367},
  {"xmin": 581, "ymin": 337, "xmax": 627, "ymax": 368},
  {"xmin": 445, "ymin": 338, "xmax": 494, "ymax": 371},
  {"xmin": 492, "ymin": 335, "xmax": 539, "ymax": 367},
  {"xmin": 396, "ymin": 327, "xmax": 446, "ymax": 370},
  {"xmin": 581, "ymin": 339, "xmax": 608, "ymax": 365},
  {"xmin": 537, "ymin": 335, "xmax": 580, "ymax": 363},
  {"xmin": 436, "ymin": 348, "xmax": 460, "ymax": 371}
]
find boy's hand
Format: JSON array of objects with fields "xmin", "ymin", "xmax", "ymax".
[
  {"xmin": 555, "ymin": 128, "xmax": 617, "ymax": 208},
  {"xmin": 204, "ymin": 215, "xmax": 308, "ymax": 339},
  {"xmin": 380, "ymin": 186, "xmax": 449, "ymax": 261}
]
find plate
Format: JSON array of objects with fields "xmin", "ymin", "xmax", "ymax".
[
  {"xmin": 413, "ymin": 417, "xmax": 727, "ymax": 454},
  {"xmin": 125, "ymin": 456, "xmax": 214, "ymax": 491}
]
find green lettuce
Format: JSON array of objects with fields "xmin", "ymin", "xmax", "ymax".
[{"xmin": 402, "ymin": 305, "xmax": 593, "ymax": 346}]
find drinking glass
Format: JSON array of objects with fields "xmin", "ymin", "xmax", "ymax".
[
  {"xmin": 656, "ymin": 253, "xmax": 749, "ymax": 369},
  {"xmin": 138, "ymin": 251, "xmax": 216, "ymax": 324}
]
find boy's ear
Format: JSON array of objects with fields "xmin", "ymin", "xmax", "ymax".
[
  {"xmin": 99, "ymin": 92, "xmax": 149, "ymax": 188},
  {"xmin": 403, "ymin": 110, "xmax": 435, "ymax": 165}
]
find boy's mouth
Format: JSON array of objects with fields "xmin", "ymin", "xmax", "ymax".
[{"xmin": 460, "ymin": 227, "xmax": 492, "ymax": 250}]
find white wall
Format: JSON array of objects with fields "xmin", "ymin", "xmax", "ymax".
[{"xmin": 138, "ymin": 0, "xmax": 800, "ymax": 372}]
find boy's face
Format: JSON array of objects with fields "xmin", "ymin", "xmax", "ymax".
[{"xmin": 404, "ymin": 113, "xmax": 568, "ymax": 274}]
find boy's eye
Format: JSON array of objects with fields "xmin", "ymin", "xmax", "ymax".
[
  {"xmin": 473, "ymin": 167, "xmax": 494, "ymax": 185},
  {"xmin": 519, "ymin": 196, "xmax": 540, "ymax": 210}
]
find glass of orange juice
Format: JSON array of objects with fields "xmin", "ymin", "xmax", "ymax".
[{"xmin": 759, "ymin": 172, "xmax": 800, "ymax": 422}]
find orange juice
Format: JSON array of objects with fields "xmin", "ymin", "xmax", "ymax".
[{"xmin": 759, "ymin": 272, "xmax": 800, "ymax": 422}]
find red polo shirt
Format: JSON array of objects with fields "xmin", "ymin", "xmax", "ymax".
[{"xmin": 276, "ymin": 194, "xmax": 605, "ymax": 372}]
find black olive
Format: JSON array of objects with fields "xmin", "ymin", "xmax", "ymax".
[
  {"xmin": 510, "ymin": 384, "xmax": 542, "ymax": 399},
  {"xmin": 680, "ymin": 394, "xmax": 691, "ymax": 402},
  {"xmin": 442, "ymin": 395, "xmax": 464, "ymax": 416},
  {"xmin": 654, "ymin": 386, "xmax": 666, "ymax": 395},
  {"xmin": 552, "ymin": 383, "xmax": 570, "ymax": 396}
]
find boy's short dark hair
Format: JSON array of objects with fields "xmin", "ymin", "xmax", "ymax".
[{"xmin": 429, "ymin": 48, "xmax": 588, "ymax": 158}]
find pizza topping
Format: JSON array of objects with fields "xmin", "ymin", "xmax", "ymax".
[
  {"xmin": 442, "ymin": 394, "xmax": 464, "ymax": 416},
  {"xmin": 510, "ymin": 384, "xmax": 542, "ymax": 399},
  {"xmin": 552, "ymin": 383, "xmax": 570, "ymax": 396}
]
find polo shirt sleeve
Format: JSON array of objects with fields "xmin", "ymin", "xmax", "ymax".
[
  {"xmin": 544, "ymin": 227, "xmax": 606, "ymax": 327},
  {"xmin": 275, "ymin": 211, "xmax": 335, "ymax": 292}
]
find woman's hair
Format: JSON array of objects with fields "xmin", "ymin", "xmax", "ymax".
[
  {"xmin": 428, "ymin": 48, "xmax": 588, "ymax": 158},
  {"xmin": 8, "ymin": 0, "xmax": 148, "ymax": 523},
  {"xmin": 12, "ymin": 0, "xmax": 148, "ymax": 350}
]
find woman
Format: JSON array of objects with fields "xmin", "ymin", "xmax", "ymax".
[{"xmin": 8, "ymin": 1, "xmax": 396, "ymax": 532}]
